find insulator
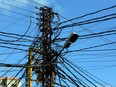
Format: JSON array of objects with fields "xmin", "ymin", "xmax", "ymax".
[
  {"xmin": 36, "ymin": 13, "xmax": 39, "ymax": 15},
  {"xmin": 36, "ymin": 18, "xmax": 40, "ymax": 20},
  {"xmin": 36, "ymin": 23, "xmax": 39, "ymax": 25}
]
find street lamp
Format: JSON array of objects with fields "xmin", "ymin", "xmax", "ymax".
[{"xmin": 64, "ymin": 32, "xmax": 79, "ymax": 48}]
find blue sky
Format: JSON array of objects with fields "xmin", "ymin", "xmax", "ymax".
[
  {"xmin": 50, "ymin": 0, "xmax": 116, "ymax": 86},
  {"xmin": 0, "ymin": 0, "xmax": 116, "ymax": 86}
]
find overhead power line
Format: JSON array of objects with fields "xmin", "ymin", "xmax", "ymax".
[
  {"xmin": 0, "ymin": 41, "xmax": 30, "ymax": 47},
  {"xmin": 12, "ymin": 0, "xmax": 36, "ymax": 8},
  {"xmin": 54, "ymin": 13, "xmax": 116, "ymax": 30},
  {"xmin": 64, "ymin": 41, "xmax": 116, "ymax": 53},
  {"xmin": 0, "ymin": 17, "xmax": 36, "ymax": 42},
  {"xmin": 59, "ymin": 4, "xmax": 116, "ymax": 24},
  {"xmin": 0, "ymin": 7, "xmax": 36, "ymax": 18},
  {"xmin": 0, "ymin": 1, "xmax": 36, "ymax": 13},
  {"xmin": 0, "ymin": 45, "xmax": 27, "ymax": 51},
  {"xmin": 63, "ymin": 58, "xmax": 110, "ymax": 86},
  {"xmin": 0, "ymin": 52, "xmax": 23, "ymax": 55},
  {"xmin": 27, "ymin": 0, "xmax": 46, "ymax": 6},
  {"xmin": 0, "ymin": 13, "xmax": 36, "ymax": 24},
  {"xmin": 79, "ymin": 29, "xmax": 116, "ymax": 39},
  {"xmin": 0, "ymin": 31, "xmax": 35, "ymax": 39}
]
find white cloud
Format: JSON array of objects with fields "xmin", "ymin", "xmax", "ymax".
[{"xmin": 36, "ymin": 0, "xmax": 50, "ymax": 6}]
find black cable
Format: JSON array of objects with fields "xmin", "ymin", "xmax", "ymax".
[
  {"xmin": 80, "ymin": 32, "xmax": 116, "ymax": 39},
  {"xmin": 62, "ymin": 57, "xmax": 106, "ymax": 87},
  {"xmin": 59, "ymin": 5, "xmax": 116, "ymax": 24},
  {"xmin": 88, "ymin": 65, "xmax": 116, "ymax": 71},
  {"xmin": 80, "ymin": 29, "xmax": 116, "ymax": 37},
  {"xmin": 59, "ymin": 58, "xmax": 88, "ymax": 86},
  {"xmin": 64, "ymin": 58, "xmax": 111, "ymax": 86},
  {"xmin": 0, "ymin": 41, "xmax": 30, "ymax": 47},
  {"xmin": 0, "ymin": 18, "xmax": 28, "ymax": 27},
  {"xmin": 0, "ymin": 26, "xmax": 37, "ymax": 64},
  {"xmin": 58, "ymin": 73, "xmax": 62, "ymax": 87},
  {"xmin": 0, "ymin": 52, "xmax": 23, "ymax": 55},
  {"xmin": 2, "ymin": 25, "xmax": 39, "ymax": 86},
  {"xmin": 12, "ymin": 0, "xmax": 35, "ymax": 8},
  {"xmin": 0, "ymin": 13, "xmax": 36, "ymax": 24},
  {"xmin": 0, "ymin": 55, "xmax": 27, "ymax": 78},
  {"xmin": 27, "ymin": 0, "xmax": 45, "ymax": 7},
  {"xmin": 56, "ymin": 14, "xmax": 116, "ymax": 49},
  {"xmin": 0, "ymin": 45, "xmax": 27, "ymax": 51},
  {"xmin": 77, "ymin": 48, "xmax": 116, "ymax": 52},
  {"xmin": 0, "ymin": 69, "xmax": 19, "ymax": 72},
  {"xmin": 14, "ymin": 71, "xmax": 26, "ymax": 87},
  {"xmin": 0, "ymin": 16, "xmax": 31, "ymax": 31},
  {"xmin": 57, "ymin": 66, "xmax": 81, "ymax": 86},
  {"xmin": 0, "ymin": 33, "xmax": 33, "ymax": 42},
  {"xmin": 74, "ymin": 59, "xmax": 116, "ymax": 63},
  {"xmin": 0, "ymin": 17, "xmax": 33, "ymax": 42},
  {"xmin": 79, "ymin": 30, "xmax": 116, "ymax": 39},
  {"xmin": 54, "ymin": 13, "xmax": 116, "ymax": 30},
  {"xmin": 0, "ymin": 31, "xmax": 35, "ymax": 39},
  {"xmin": 64, "ymin": 41, "xmax": 116, "ymax": 53},
  {"xmin": 56, "ymin": 64, "xmax": 72, "ymax": 87},
  {"xmin": 60, "ymin": 57, "xmax": 97, "ymax": 86},
  {"xmin": 60, "ymin": 78, "xmax": 70, "ymax": 87},
  {"xmin": 0, "ymin": 1, "xmax": 36, "ymax": 13},
  {"xmin": 5, "ymin": 55, "xmax": 40, "ymax": 87},
  {"xmin": 0, "ymin": 7, "xmax": 36, "ymax": 18},
  {"xmin": 6, "ymin": 66, "xmax": 25, "ymax": 87}
]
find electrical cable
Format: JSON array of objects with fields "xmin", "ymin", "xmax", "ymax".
[
  {"xmin": 59, "ymin": 4, "xmax": 116, "ymax": 24},
  {"xmin": 0, "ymin": 16, "xmax": 31, "ymax": 31},
  {"xmin": 79, "ymin": 29, "xmax": 116, "ymax": 39},
  {"xmin": 0, "ymin": 31, "xmax": 35, "ymax": 39},
  {"xmin": 64, "ymin": 41, "xmax": 116, "ymax": 53},
  {"xmin": 62, "ymin": 57, "xmax": 106, "ymax": 87},
  {"xmin": 0, "ymin": 45, "xmax": 27, "ymax": 51},
  {"xmin": 0, "ymin": 16, "xmax": 33, "ymax": 42},
  {"xmin": 0, "ymin": 34, "xmax": 33, "ymax": 42},
  {"xmin": 6, "ymin": 66, "xmax": 25, "ymax": 87},
  {"xmin": 0, "ymin": 41, "xmax": 30, "ymax": 47},
  {"xmin": 64, "ymin": 58, "xmax": 111, "ymax": 86},
  {"xmin": 0, "ymin": 7, "xmax": 36, "ymax": 18},
  {"xmin": 0, "ymin": 55, "xmax": 27, "ymax": 78},
  {"xmin": 27, "ymin": 0, "xmax": 46, "ymax": 7},
  {"xmin": 57, "ymin": 14, "xmax": 116, "ymax": 49},
  {"xmin": 59, "ymin": 59, "xmax": 97, "ymax": 86},
  {"xmin": 57, "ymin": 66, "xmax": 81, "ymax": 86},
  {"xmin": 54, "ymin": 13, "xmax": 116, "ymax": 30},
  {"xmin": 0, "ymin": 52, "xmax": 23, "ymax": 55},
  {"xmin": 12, "ymin": 0, "xmax": 36, "ymax": 8},
  {"xmin": 0, "ymin": 13, "xmax": 36, "ymax": 24},
  {"xmin": 77, "ymin": 48, "xmax": 116, "ymax": 52},
  {"xmin": 0, "ymin": 25, "xmax": 39, "ymax": 86},
  {"xmin": 0, "ymin": 26, "xmax": 37, "ymax": 65},
  {"xmin": 0, "ymin": 1, "xmax": 36, "ymax": 13},
  {"xmin": 1, "ymin": 25, "xmax": 39, "ymax": 85},
  {"xmin": 0, "ymin": 18, "xmax": 28, "ymax": 27},
  {"xmin": 58, "ymin": 58, "xmax": 88, "ymax": 86}
]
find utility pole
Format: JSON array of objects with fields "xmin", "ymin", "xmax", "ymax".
[
  {"xmin": 39, "ymin": 6, "xmax": 54, "ymax": 87},
  {"xmin": 27, "ymin": 48, "xmax": 32, "ymax": 87},
  {"xmin": 26, "ymin": 6, "xmax": 55, "ymax": 87},
  {"xmin": 25, "ymin": 6, "xmax": 79, "ymax": 87}
]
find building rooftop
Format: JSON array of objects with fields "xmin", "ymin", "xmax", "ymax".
[{"xmin": 0, "ymin": 76, "xmax": 20, "ymax": 80}]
